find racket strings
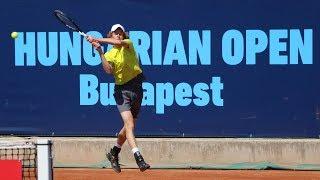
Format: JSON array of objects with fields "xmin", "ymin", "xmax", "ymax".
[{"xmin": 54, "ymin": 11, "xmax": 79, "ymax": 31}]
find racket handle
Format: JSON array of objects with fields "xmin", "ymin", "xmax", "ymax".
[{"xmin": 79, "ymin": 31, "xmax": 87, "ymax": 37}]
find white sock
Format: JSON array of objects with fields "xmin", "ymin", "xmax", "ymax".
[
  {"xmin": 132, "ymin": 147, "xmax": 139, "ymax": 154},
  {"xmin": 115, "ymin": 143, "xmax": 122, "ymax": 148}
]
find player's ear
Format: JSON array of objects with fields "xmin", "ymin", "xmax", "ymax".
[{"xmin": 124, "ymin": 32, "xmax": 129, "ymax": 39}]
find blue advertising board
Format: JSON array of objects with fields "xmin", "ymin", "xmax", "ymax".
[{"xmin": 1, "ymin": 0, "xmax": 319, "ymax": 137}]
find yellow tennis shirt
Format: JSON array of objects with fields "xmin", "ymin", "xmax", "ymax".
[{"xmin": 104, "ymin": 39, "xmax": 142, "ymax": 85}]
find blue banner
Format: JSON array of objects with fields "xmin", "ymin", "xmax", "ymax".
[{"xmin": 1, "ymin": 0, "xmax": 320, "ymax": 137}]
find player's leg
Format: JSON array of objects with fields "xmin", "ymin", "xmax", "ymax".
[
  {"xmin": 117, "ymin": 117, "xmax": 137, "ymax": 146},
  {"xmin": 106, "ymin": 117, "xmax": 137, "ymax": 173},
  {"xmin": 117, "ymin": 126, "xmax": 126, "ymax": 145},
  {"xmin": 106, "ymin": 88, "xmax": 131, "ymax": 173},
  {"xmin": 120, "ymin": 110, "xmax": 137, "ymax": 148},
  {"xmin": 120, "ymin": 111, "xmax": 150, "ymax": 172},
  {"xmin": 107, "ymin": 74, "xmax": 144, "ymax": 173},
  {"xmin": 111, "ymin": 118, "xmax": 137, "ymax": 156},
  {"xmin": 130, "ymin": 83, "xmax": 150, "ymax": 171}
]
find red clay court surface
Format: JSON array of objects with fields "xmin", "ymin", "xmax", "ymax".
[{"xmin": 54, "ymin": 168, "xmax": 320, "ymax": 180}]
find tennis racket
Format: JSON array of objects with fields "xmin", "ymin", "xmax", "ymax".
[{"xmin": 53, "ymin": 10, "xmax": 87, "ymax": 37}]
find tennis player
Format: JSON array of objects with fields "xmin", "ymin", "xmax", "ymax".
[{"xmin": 86, "ymin": 24, "xmax": 150, "ymax": 173}]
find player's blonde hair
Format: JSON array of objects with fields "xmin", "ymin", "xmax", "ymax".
[{"xmin": 107, "ymin": 31, "xmax": 129, "ymax": 39}]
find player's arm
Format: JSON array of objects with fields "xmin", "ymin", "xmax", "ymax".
[
  {"xmin": 87, "ymin": 36, "xmax": 129, "ymax": 48},
  {"xmin": 92, "ymin": 42, "xmax": 113, "ymax": 74}
]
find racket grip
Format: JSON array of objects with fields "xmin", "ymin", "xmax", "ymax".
[{"xmin": 79, "ymin": 31, "xmax": 87, "ymax": 37}]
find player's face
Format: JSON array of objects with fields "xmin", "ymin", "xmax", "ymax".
[{"xmin": 112, "ymin": 28, "xmax": 125, "ymax": 40}]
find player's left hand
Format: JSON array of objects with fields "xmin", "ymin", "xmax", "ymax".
[{"xmin": 86, "ymin": 35, "xmax": 95, "ymax": 43}]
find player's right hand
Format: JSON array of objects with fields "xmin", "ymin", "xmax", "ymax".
[{"xmin": 92, "ymin": 42, "xmax": 103, "ymax": 53}]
